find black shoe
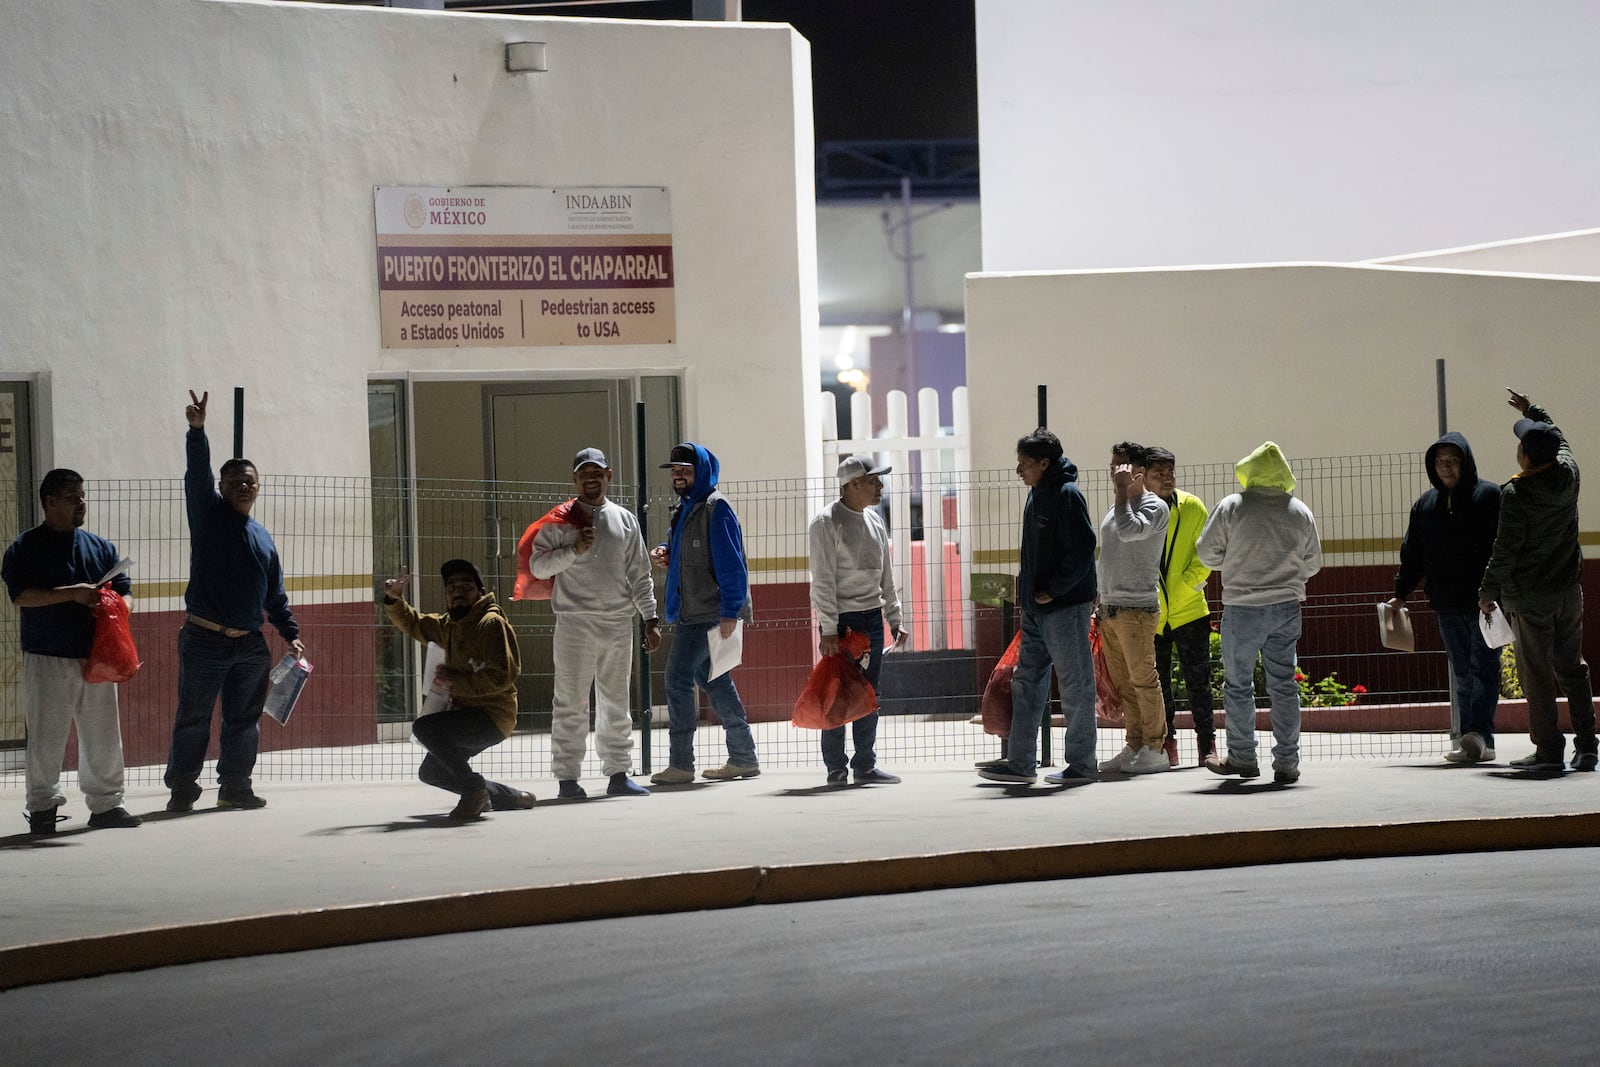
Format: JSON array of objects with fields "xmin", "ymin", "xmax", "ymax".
[
  {"xmin": 1509, "ymin": 752, "xmax": 1564, "ymax": 772},
  {"xmin": 27, "ymin": 805, "xmax": 61, "ymax": 835},
  {"xmin": 853, "ymin": 767, "xmax": 902, "ymax": 785},
  {"xmin": 216, "ymin": 786, "xmax": 267, "ymax": 810},
  {"xmin": 826, "ymin": 768, "xmax": 849, "ymax": 786},
  {"xmin": 978, "ymin": 762, "xmax": 1038, "ymax": 784},
  {"xmin": 1205, "ymin": 755, "xmax": 1262, "ymax": 779},
  {"xmin": 1571, "ymin": 751, "xmax": 1598, "ymax": 772},
  {"xmin": 557, "ymin": 780, "xmax": 587, "ymax": 800},
  {"xmin": 88, "ymin": 806, "xmax": 143, "ymax": 829},
  {"xmin": 493, "ymin": 789, "xmax": 536, "ymax": 810},
  {"xmin": 166, "ymin": 783, "xmax": 202, "ymax": 813},
  {"xmin": 448, "ymin": 787, "xmax": 491, "ymax": 821},
  {"xmin": 606, "ymin": 773, "xmax": 650, "ymax": 797}
]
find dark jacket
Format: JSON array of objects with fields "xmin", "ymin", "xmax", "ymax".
[
  {"xmin": 184, "ymin": 428, "xmax": 298, "ymax": 641},
  {"xmin": 1479, "ymin": 403, "xmax": 1583, "ymax": 610},
  {"xmin": 662, "ymin": 443, "xmax": 751, "ymax": 625},
  {"xmin": 1017, "ymin": 456, "xmax": 1097, "ymax": 612},
  {"xmin": 1394, "ymin": 432, "xmax": 1501, "ymax": 614},
  {"xmin": 2, "ymin": 525, "xmax": 132, "ymax": 658}
]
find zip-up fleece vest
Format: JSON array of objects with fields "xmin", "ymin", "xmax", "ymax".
[{"xmin": 674, "ymin": 489, "xmax": 753, "ymax": 625}]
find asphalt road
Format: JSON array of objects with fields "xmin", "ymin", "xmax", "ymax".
[{"xmin": 11, "ymin": 847, "xmax": 1595, "ymax": 1065}]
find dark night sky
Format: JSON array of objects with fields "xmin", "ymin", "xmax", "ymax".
[{"xmin": 450, "ymin": 0, "xmax": 978, "ymax": 142}]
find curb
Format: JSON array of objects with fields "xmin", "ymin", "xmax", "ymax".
[{"xmin": 5, "ymin": 812, "xmax": 1599, "ymax": 990}]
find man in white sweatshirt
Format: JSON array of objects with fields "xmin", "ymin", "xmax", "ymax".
[
  {"xmin": 530, "ymin": 447, "xmax": 661, "ymax": 799},
  {"xmin": 808, "ymin": 456, "xmax": 908, "ymax": 785},
  {"xmin": 1196, "ymin": 442, "xmax": 1322, "ymax": 784}
]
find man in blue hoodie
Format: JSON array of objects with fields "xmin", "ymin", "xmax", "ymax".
[
  {"xmin": 648, "ymin": 442, "xmax": 759, "ymax": 783},
  {"xmin": 1387, "ymin": 432, "xmax": 1501, "ymax": 764},
  {"xmin": 979, "ymin": 428, "xmax": 1099, "ymax": 786}
]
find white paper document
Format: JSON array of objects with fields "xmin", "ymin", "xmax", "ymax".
[
  {"xmin": 95, "ymin": 556, "xmax": 134, "ymax": 585},
  {"xmin": 1479, "ymin": 607, "xmax": 1515, "ymax": 649},
  {"xmin": 418, "ymin": 641, "xmax": 452, "ymax": 716},
  {"xmin": 707, "ymin": 619, "xmax": 743, "ymax": 681},
  {"xmin": 1376, "ymin": 602, "xmax": 1415, "ymax": 652}
]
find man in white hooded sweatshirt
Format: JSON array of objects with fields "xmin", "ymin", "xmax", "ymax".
[
  {"xmin": 1196, "ymin": 441, "xmax": 1322, "ymax": 785},
  {"xmin": 531, "ymin": 447, "xmax": 661, "ymax": 799}
]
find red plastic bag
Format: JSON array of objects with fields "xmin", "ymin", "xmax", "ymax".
[
  {"xmin": 792, "ymin": 630, "xmax": 877, "ymax": 730},
  {"xmin": 513, "ymin": 499, "xmax": 589, "ymax": 601},
  {"xmin": 83, "ymin": 585, "xmax": 141, "ymax": 684},
  {"xmin": 1090, "ymin": 614, "xmax": 1123, "ymax": 727},
  {"xmin": 980, "ymin": 630, "xmax": 1023, "ymax": 737}
]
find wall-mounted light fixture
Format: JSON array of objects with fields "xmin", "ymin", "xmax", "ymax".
[{"xmin": 505, "ymin": 42, "xmax": 547, "ymax": 74}]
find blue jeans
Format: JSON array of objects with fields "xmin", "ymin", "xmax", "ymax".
[
  {"xmin": 165, "ymin": 622, "xmax": 272, "ymax": 791},
  {"xmin": 822, "ymin": 608, "xmax": 884, "ymax": 773},
  {"xmin": 666, "ymin": 621, "xmax": 758, "ymax": 770},
  {"xmin": 1220, "ymin": 600, "xmax": 1302, "ymax": 769},
  {"xmin": 1008, "ymin": 600, "xmax": 1096, "ymax": 776},
  {"xmin": 1436, "ymin": 610, "xmax": 1501, "ymax": 746}
]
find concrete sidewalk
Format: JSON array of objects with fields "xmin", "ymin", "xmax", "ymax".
[{"xmin": 4, "ymin": 736, "xmax": 1600, "ymax": 988}]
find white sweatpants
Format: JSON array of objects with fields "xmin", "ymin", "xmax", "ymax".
[
  {"xmin": 550, "ymin": 613, "xmax": 638, "ymax": 780},
  {"xmin": 24, "ymin": 652, "xmax": 126, "ymax": 814}
]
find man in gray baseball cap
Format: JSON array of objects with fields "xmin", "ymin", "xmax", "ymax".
[{"xmin": 806, "ymin": 454, "xmax": 907, "ymax": 785}]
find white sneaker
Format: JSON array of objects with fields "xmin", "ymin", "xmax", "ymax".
[
  {"xmin": 1098, "ymin": 744, "xmax": 1139, "ymax": 773},
  {"xmin": 1443, "ymin": 745, "xmax": 1473, "ymax": 764},
  {"xmin": 1458, "ymin": 732, "xmax": 1485, "ymax": 762},
  {"xmin": 1124, "ymin": 746, "xmax": 1172, "ymax": 774},
  {"xmin": 1479, "ymin": 747, "xmax": 1497, "ymax": 763}
]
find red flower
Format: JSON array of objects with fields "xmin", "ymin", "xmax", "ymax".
[
  {"xmin": 1293, "ymin": 671, "xmax": 1307, "ymax": 682},
  {"xmin": 1352, "ymin": 685, "xmax": 1367, "ymax": 694}
]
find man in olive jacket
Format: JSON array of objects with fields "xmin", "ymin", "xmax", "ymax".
[
  {"xmin": 1478, "ymin": 389, "xmax": 1595, "ymax": 773},
  {"xmin": 384, "ymin": 559, "xmax": 535, "ymax": 819}
]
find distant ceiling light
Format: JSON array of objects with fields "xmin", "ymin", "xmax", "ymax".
[
  {"xmin": 505, "ymin": 42, "xmax": 547, "ymax": 74},
  {"xmin": 937, "ymin": 323, "xmax": 966, "ymax": 334},
  {"xmin": 837, "ymin": 369, "xmax": 868, "ymax": 391},
  {"xmin": 834, "ymin": 353, "xmax": 855, "ymax": 371}
]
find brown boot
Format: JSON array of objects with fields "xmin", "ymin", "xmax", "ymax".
[{"xmin": 448, "ymin": 786, "xmax": 491, "ymax": 821}]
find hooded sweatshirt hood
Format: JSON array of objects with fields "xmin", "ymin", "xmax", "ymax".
[
  {"xmin": 674, "ymin": 442, "xmax": 720, "ymax": 507},
  {"xmin": 1236, "ymin": 442, "xmax": 1296, "ymax": 493},
  {"xmin": 1424, "ymin": 431, "xmax": 1480, "ymax": 496}
]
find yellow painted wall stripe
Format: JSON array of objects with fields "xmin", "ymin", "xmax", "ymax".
[{"xmin": 129, "ymin": 533, "xmax": 1600, "ymax": 597}]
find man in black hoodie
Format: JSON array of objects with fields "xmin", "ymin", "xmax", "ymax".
[
  {"xmin": 1388, "ymin": 432, "xmax": 1501, "ymax": 763},
  {"xmin": 1478, "ymin": 389, "xmax": 1595, "ymax": 773},
  {"xmin": 979, "ymin": 428, "xmax": 1099, "ymax": 786}
]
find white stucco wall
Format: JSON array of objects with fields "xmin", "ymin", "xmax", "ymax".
[
  {"xmin": 976, "ymin": 0, "xmax": 1600, "ymax": 272},
  {"xmin": 1372, "ymin": 229, "xmax": 1600, "ymax": 277},
  {"xmin": 964, "ymin": 263, "xmax": 1600, "ymax": 559},
  {"xmin": 0, "ymin": 0, "xmax": 817, "ymax": 483}
]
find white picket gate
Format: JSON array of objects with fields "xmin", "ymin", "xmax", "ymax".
[{"xmin": 819, "ymin": 386, "xmax": 974, "ymax": 651}]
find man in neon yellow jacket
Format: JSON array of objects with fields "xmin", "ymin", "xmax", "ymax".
[
  {"xmin": 1197, "ymin": 442, "xmax": 1322, "ymax": 784},
  {"xmin": 1144, "ymin": 447, "xmax": 1215, "ymax": 767}
]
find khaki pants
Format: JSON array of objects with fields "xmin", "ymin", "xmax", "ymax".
[
  {"xmin": 1100, "ymin": 607, "xmax": 1166, "ymax": 749},
  {"xmin": 25, "ymin": 652, "xmax": 126, "ymax": 814}
]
